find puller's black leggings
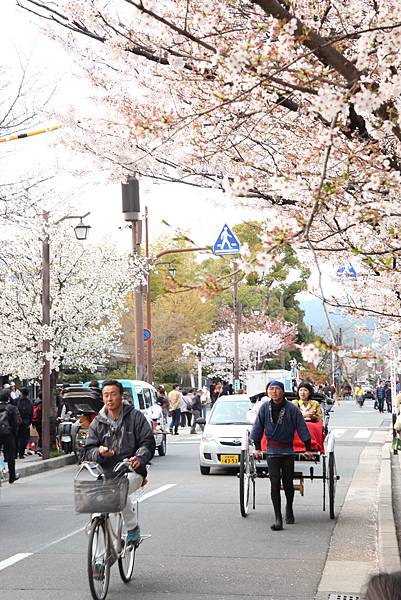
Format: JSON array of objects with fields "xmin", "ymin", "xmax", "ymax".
[{"xmin": 267, "ymin": 455, "xmax": 295, "ymax": 516}]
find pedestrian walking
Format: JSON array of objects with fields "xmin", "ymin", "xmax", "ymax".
[
  {"xmin": 384, "ymin": 383, "xmax": 392, "ymax": 413},
  {"xmin": 200, "ymin": 386, "xmax": 209, "ymax": 419},
  {"xmin": 210, "ymin": 381, "xmax": 223, "ymax": 406},
  {"xmin": 190, "ymin": 390, "xmax": 203, "ymax": 434},
  {"xmin": 32, "ymin": 394, "xmax": 43, "ymax": 451},
  {"xmin": 0, "ymin": 389, "xmax": 20, "ymax": 483},
  {"xmin": 180, "ymin": 389, "xmax": 192, "ymax": 428},
  {"xmin": 375, "ymin": 381, "xmax": 386, "ymax": 413},
  {"xmin": 251, "ymin": 381, "xmax": 312, "ymax": 531},
  {"xmin": 10, "ymin": 382, "xmax": 21, "ymax": 405},
  {"xmin": 16, "ymin": 387, "xmax": 33, "ymax": 459},
  {"xmin": 156, "ymin": 385, "xmax": 169, "ymax": 423},
  {"xmin": 167, "ymin": 384, "xmax": 182, "ymax": 435}
]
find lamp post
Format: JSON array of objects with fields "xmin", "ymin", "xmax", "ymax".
[
  {"xmin": 41, "ymin": 210, "xmax": 91, "ymax": 460},
  {"xmin": 122, "ymin": 177, "xmax": 145, "ymax": 380}
]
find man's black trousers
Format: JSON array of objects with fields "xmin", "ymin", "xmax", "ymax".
[
  {"xmin": 267, "ymin": 455, "xmax": 295, "ymax": 516},
  {"xmin": 0, "ymin": 435, "xmax": 16, "ymax": 482}
]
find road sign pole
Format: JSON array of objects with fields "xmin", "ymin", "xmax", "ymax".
[{"xmin": 233, "ymin": 261, "xmax": 240, "ymax": 383}]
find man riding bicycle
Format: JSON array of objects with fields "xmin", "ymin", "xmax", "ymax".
[{"xmin": 84, "ymin": 380, "xmax": 155, "ymax": 545}]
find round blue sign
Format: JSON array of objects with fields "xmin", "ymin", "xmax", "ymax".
[{"xmin": 143, "ymin": 328, "xmax": 152, "ymax": 342}]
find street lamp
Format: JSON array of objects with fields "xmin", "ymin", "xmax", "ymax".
[
  {"xmin": 41, "ymin": 210, "xmax": 91, "ymax": 460},
  {"xmin": 74, "ymin": 219, "xmax": 91, "ymax": 240}
]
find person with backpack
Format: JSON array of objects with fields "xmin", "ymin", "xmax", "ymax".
[
  {"xmin": 32, "ymin": 394, "xmax": 43, "ymax": 452},
  {"xmin": 16, "ymin": 388, "xmax": 33, "ymax": 459},
  {"xmin": 0, "ymin": 389, "xmax": 20, "ymax": 483}
]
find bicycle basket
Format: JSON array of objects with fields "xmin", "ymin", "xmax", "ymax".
[{"xmin": 74, "ymin": 477, "xmax": 129, "ymax": 513}]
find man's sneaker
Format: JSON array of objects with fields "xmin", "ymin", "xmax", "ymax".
[{"xmin": 127, "ymin": 526, "xmax": 141, "ymax": 546}]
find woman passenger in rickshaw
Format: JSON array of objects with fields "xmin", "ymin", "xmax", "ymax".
[
  {"xmin": 292, "ymin": 382, "xmax": 323, "ymax": 422},
  {"xmin": 292, "ymin": 382, "xmax": 325, "ymax": 454}
]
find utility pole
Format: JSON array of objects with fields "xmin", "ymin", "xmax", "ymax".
[
  {"xmin": 145, "ymin": 207, "xmax": 152, "ymax": 383},
  {"xmin": 41, "ymin": 211, "xmax": 51, "ymax": 460},
  {"xmin": 233, "ymin": 261, "xmax": 240, "ymax": 389},
  {"xmin": 122, "ymin": 177, "xmax": 144, "ymax": 380},
  {"xmin": 279, "ymin": 290, "xmax": 285, "ymax": 369}
]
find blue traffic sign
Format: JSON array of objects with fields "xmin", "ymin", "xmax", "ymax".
[
  {"xmin": 143, "ymin": 328, "xmax": 152, "ymax": 342},
  {"xmin": 336, "ymin": 262, "xmax": 357, "ymax": 278},
  {"xmin": 213, "ymin": 224, "xmax": 241, "ymax": 255}
]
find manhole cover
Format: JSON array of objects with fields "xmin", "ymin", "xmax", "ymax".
[{"xmin": 328, "ymin": 595, "xmax": 361, "ymax": 600}]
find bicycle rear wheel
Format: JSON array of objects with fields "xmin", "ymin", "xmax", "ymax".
[
  {"xmin": 118, "ymin": 533, "xmax": 136, "ymax": 582},
  {"xmin": 87, "ymin": 517, "xmax": 110, "ymax": 600}
]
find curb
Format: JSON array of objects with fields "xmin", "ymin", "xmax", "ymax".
[
  {"xmin": 16, "ymin": 454, "xmax": 76, "ymax": 478},
  {"xmin": 378, "ymin": 442, "xmax": 401, "ymax": 572}
]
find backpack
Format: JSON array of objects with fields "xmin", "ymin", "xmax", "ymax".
[
  {"xmin": 18, "ymin": 397, "xmax": 32, "ymax": 420},
  {"xmin": 0, "ymin": 405, "xmax": 11, "ymax": 437},
  {"xmin": 32, "ymin": 403, "xmax": 41, "ymax": 423}
]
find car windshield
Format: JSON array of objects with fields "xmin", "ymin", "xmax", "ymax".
[{"xmin": 209, "ymin": 400, "xmax": 251, "ymax": 425}]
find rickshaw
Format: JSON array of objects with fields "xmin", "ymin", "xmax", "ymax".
[{"xmin": 239, "ymin": 392, "xmax": 339, "ymax": 519}]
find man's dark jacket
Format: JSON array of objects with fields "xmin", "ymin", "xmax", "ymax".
[
  {"xmin": 0, "ymin": 401, "xmax": 20, "ymax": 437},
  {"xmin": 84, "ymin": 403, "xmax": 155, "ymax": 477},
  {"xmin": 251, "ymin": 399, "xmax": 311, "ymax": 454}
]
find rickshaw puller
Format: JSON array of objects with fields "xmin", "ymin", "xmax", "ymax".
[{"xmin": 251, "ymin": 381, "xmax": 312, "ymax": 531}]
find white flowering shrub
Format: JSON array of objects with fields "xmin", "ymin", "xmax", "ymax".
[{"xmin": 0, "ymin": 219, "xmax": 148, "ymax": 379}]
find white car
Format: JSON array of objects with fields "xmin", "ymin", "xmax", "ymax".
[{"xmin": 199, "ymin": 394, "xmax": 253, "ymax": 475}]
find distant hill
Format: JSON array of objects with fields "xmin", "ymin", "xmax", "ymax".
[{"xmin": 298, "ymin": 297, "xmax": 376, "ymax": 344}]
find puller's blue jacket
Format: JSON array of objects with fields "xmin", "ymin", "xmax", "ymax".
[{"xmin": 251, "ymin": 399, "xmax": 311, "ymax": 456}]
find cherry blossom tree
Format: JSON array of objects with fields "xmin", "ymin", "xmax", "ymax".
[
  {"xmin": 17, "ymin": 0, "xmax": 401, "ymax": 351},
  {"xmin": 0, "ymin": 215, "xmax": 148, "ymax": 379},
  {"xmin": 183, "ymin": 320, "xmax": 296, "ymax": 379}
]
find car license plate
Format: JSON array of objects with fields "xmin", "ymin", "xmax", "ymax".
[
  {"xmin": 61, "ymin": 435, "xmax": 71, "ymax": 442},
  {"xmin": 220, "ymin": 454, "xmax": 239, "ymax": 464}
]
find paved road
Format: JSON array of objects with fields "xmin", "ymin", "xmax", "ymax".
[{"xmin": 0, "ymin": 400, "xmax": 389, "ymax": 600}]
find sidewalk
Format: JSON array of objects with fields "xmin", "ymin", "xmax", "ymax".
[
  {"xmin": 4, "ymin": 451, "xmax": 76, "ymax": 480},
  {"xmin": 315, "ymin": 425, "xmax": 401, "ymax": 599}
]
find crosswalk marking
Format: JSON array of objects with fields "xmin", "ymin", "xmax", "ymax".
[
  {"xmin": 332, "ymin": 429, "xmax": 346, "ymax": 439},
  {"xmin": 354, "ymin": 429, "xmax": 371, "ymax": 439}
]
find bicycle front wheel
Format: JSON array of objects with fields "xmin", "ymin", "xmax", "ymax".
[
  {"xmin": 239, "ymin": 449, "xmax": 251, "ymax": 517},
  {"xmin": 118, "ymin": 534, "xmax": 136, "ymax": 583},
  {"xmin": 87, "ymin": 517, "xmax": 110, "ymax": 600}
]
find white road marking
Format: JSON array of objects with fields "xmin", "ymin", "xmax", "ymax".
[
  {"xmin": 0, "ymin": 553, "xmax": 32, "ymax": 572},
  {"xmin": 332, "ymin": 429, "xmax": 346, "ymax": 438},
  {"xmin": 38, "ymin": 526, "xmax": 86, "ymax": 552},
  {"xmin": 354, "ymin": 429, "xmax": 371, "ymax": 439},
  {"xmin": 169, "ymin": 440, "xmax": 200, "ymax": 445},
  {"xmin": 0, "ymin": 483, "xmax": 176, "ymax": 571},
  {"xmin": 139, "ymin": 483, "xmax": 176, "ymax": 502}
]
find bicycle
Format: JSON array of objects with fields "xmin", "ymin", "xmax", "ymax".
[
  {"xmin": 74, "ymin": 460, "xmax": 149, "ymax": 600},
  {"xmin": 239, "ymin": 429, "xmax": 258, "ymax": 517}
]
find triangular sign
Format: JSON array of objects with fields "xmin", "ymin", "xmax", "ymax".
[{"xmin": 213, "ymin": 224, "xmax": 241, "ymax": 255}]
